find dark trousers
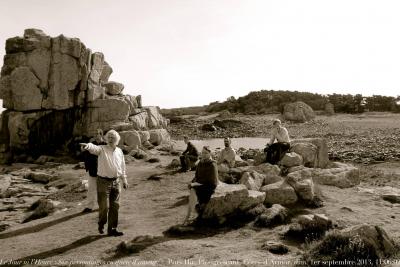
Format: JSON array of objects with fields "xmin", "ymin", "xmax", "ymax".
[
  {"xmin": 266, "ymin": 142, "xmax": 290, "ymax": 165},
  {"xmin": 97, "ymin": 177, "xmax": 120, "ymax": 231},
  {"xmin": 180, "ymin": 155, "xmax": 198, "ymax": 171}
]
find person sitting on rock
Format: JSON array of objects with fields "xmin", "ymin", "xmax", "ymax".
[
  {"xmin": 265, "ymin": 119, "xmax": 291, "ymax": 165},
  {"xmin": 179, "ymin": 136, "xmax": 199, "ymax": 172},
  {"xmin": 81, "ymin": 129, "xmax": 106, "ymax": 213},
  {"xmin": 184, "ymin": 146, "xmax": 218, "ymax": 225},
  {"xmin": 217, "ymin": 137, "xmax": 236, "ymax": 169}
]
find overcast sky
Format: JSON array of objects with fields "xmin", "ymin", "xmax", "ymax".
[{"xmin": 1, "ymin": 0, "xmax": 399, "ymax": 108}]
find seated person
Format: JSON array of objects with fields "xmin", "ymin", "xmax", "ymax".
[
  {"xmin": 217, "ymin": 137, "xmax": 236, "ymax": 173},
  {"xmin": 265, "ymin": 119, "xmax": 291, "ymax": 165},
  {"xmin": 184, "ymin": 146, "xmax": 218, "ymax": 224},
  {"xmin": 180, "ymin": 136, "xmax": 199, "ymax": 172},
  {"xmin": 218, "ymin": 137, "xmax": 236, "ymax": 167}
]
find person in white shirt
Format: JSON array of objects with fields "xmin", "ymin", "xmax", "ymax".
[
  {"xmin": 265, "ymin": 119, "xmax": 291, "ymax": 165},
  {"xmin": 80, "ymin": 130, "xmax": 129, "ymax": 236},
  {"xmin": 217, "ymin": 137, "xmax": 236, "ymax": 168}
]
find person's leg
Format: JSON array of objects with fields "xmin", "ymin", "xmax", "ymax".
[
  {"xmin": 97, "ymin": 178, "xmax": 110, "ymax": 233},
  {"xmin": 108, "ymin": 180, "xmax": 121, "ymax": 234},
  {"xmin": 267, "ymin": 143, "xmax": 279, "ymax": 164},
  {"xmin": 180, "ymin": 155, "xmax": 187, "ymax": 171},
  {"xmin": 277, "ymin": 142, "xmax": 291, "ymax": 162},
  {"xmin": 85, "ymin": 175, "xmax": 97, "ymax": 210},
  {"xmin": 184, "ymin": 188, "xmax": 198, "ymax": 223}
]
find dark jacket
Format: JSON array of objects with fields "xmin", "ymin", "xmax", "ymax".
[
  {"xmin": 183, "ymin": 142, "xmax": 199, "ymax": 158},
  {"xmin": 193, "ymin": 158, "xmax": 218, "ymax": 188},
  {"xmin": 82, "ymin": 140, "xmax": 106, "ymax": 177}
]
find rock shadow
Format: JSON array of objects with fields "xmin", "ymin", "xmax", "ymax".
[
  {"xmin": 0, "ymin": 211, "xmax": 87, "ymax": 239},
  {"xmin": 2, "ymin": 235, "xmax": 106, "ymax": 267}
]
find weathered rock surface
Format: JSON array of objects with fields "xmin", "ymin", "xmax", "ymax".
[
  {"xmin": 24, "ymin": 198, "xmax": 61, "ymax": 222},
  {"xmin": 260, "ymin": 181, "xmax": 298, "ymax": 205},
  {"xmin": 239, "ymin": 171, "xmax": 264, "ymax": 191},
  {"xmin": 280, "ymin": 152, "xmax": 303, "ymax": 167},
  {"xmin": 149, "ymin": 129, "xmax": 170, "ymax": 146},
  {"xmin": 254, "ymin": 204, "xmax": 288, "ymax": 227},
  {"xmin": 0, "ymin": 29, "xmax": 169, "ymax": 161},
  {"xmin": 104, "ymin": 81, "xmax": 124, "ymax": 95},
  {"xmin": 0, "ymin": 174, "xmax": 12, "ymax": 197},
  {"xmin": 291, "ymin": 138, "xmax": 329, "ymax": 168},
  {"xmin": 119, "ymin": 130, "xmax": 141, "ymax": 152},
  {"xmin": 283, "ymin": 101, "xmax": 315, "ymax": 122},
  {"xmin": 201, "ymin": 183, "xmax": 265, "ymax": 223},
  {"xmin": 286, "ymin": 171, "xmax": 316, "ymax": 201}
]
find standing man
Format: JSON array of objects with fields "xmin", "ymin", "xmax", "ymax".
[
  {"xmin": 81, "ymin": 130, "xmax": 129, "ymax": 236},
  {"xmin": 180, "ymin": 136, "xmax": 199, "ymax": 172},
  {"xmin": 82, "ymin": 129, "xmax": 106, "ymax": 213},
  {"xmin": 265, "ymin": 119, "xmax": 291, "ymax": 165}
]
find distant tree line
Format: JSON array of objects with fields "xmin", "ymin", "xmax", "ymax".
[{"xmin": 206, "ymin": 90, "xmax": 400, "ymax": 114}]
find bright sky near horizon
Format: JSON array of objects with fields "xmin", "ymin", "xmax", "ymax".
[{"xmin": 0, "ymin": 0, "xmax": 399, "ymax": 108}]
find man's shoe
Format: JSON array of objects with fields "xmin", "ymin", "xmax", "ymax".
[
  {"xmin": 82, "ymin": 208, "xmax": 92, "ymax": 213},
  {"xmin": 108, "ymin": 229, "xmax": 124, "ymax": 236},
  {"xmin": 98, "ymin": 224, "xmax": 104, "ymax": 234}
]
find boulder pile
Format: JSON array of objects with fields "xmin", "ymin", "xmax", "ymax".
[
  {"xmin": 212, "ymin": 138, "xmax": 360, "ymax": 213},
  {"xmin": 0, "ymin": 29, "xmax": 169, "ymax": 163}
]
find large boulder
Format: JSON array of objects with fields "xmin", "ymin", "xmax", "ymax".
[
  {"xmin": 145, "ymin": 106, "xmax": 168, "ymax": 129},
  {"xmin": 149, "ymin": 129, "xmax": 170, "ymax": 146},
  {"xmin": 138, "ymin": 131, "xmax": 150, "ymax": 144},
  {"xmin": 118, "ymin": 130, "xmax": 141, "ymax": 152},
  {"xmin": 104, "ymin": 81, "xmax": 124, "ymax": 95},
  {"xmin": 201, "ymin": 183, "xmax": 265, "ymax": 223},
  {"xmin": 289, "ymin": 142, "xmax": 318, "ymax": 167},
  {"xmin": 239, "ymin": 171, "xmax": 265, "ymax": 191},
  {"xmin": 288, "ymin": 162, "xmax": 359, "ymax": 189},
  {"xmin": 286, "ymin": 171, "xmax": 316, "ymax": 201},
  {"xmin": 283, "ymin": 101, "xmax": 315, "ymax": 122},
  {"xmin": 291, "ymin": 138, "xmax": 329, "ymax": 168},
  {"xmin": 280, "ymin": 152, "xmax": 303, "ymax": 167},
  {"xmin": 260, "ymin": 181, "xmax": 298, "ymax": 205}
]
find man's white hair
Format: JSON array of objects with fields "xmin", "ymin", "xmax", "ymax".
[{"xmin": 105, "ymin": 129, "xmax": 121, "ymax": 144}]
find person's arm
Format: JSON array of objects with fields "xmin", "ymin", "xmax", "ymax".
[
  {"xmin": 228, "ymin": 150, "xmax": 236, "ymax": 168},
  {"xmin": 217, "ymin": 150, "xmax": 223, "ymax": 164},
  {"xmin": 120, "ymin": 152, "xmax": 129, "ymax": 189},
  {"xmin": 211, "ymin": 162, "xmax": 219, "ymax": 187},
  {"xmin": 81, "ymin": 143, "xmax": 102, "ymax": 155},
  {"xmin": 268, "ymin": 130, "xmax": 276, "ymax": 145}
]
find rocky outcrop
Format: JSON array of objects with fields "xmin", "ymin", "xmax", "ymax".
[
  {"xmin": 0, "ymin": 29, "xmax": 169, "ymax": 160},
  {"xmin": 260, "ymin": 181, "xmax": 298, "ymax": 205},
  {"xmin": 280, "ymin": 152, "xmax": 303, "ymax": 167},
  {"xmin": 283, "ymin": 101, "xmax": 315, "ymax": 122},
  {"xmin": 291, "ymin": 138, "xmax": 329, "ymax": 168},
  {"xmin": 288, "ymin": 162, "xmax": 360, "ymax": 188},
  {"xmin": 201, "ymin": 183, "xmax": 265, "ymax": 224}
]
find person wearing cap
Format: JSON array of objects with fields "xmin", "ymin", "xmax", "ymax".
[
  {"xmin": 217, "ymin": 137, "xmax": 236, "ymax": 168},
  {"xmin": 265, "ymin": 119, "xmax": 291, "ymax": 165},
  {"xmin": 184, "ymin": 146, "xmax": 218, "ymax": 224},
  {"xmin": 80, "ymin": 129, "xmax": 129, "ymax": 236},
  {"xmin": 180, "ymin": 136, "xmax": 199, "ymax": 172}
]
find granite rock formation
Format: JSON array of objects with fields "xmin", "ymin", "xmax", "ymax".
[{"xmin": 0, "ymin": 29, "xmax": 169, "ymax": 162}]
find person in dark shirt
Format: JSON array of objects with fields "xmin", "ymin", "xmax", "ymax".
[
  {"xmin": 184, "ymin": 146, "xmax": 218, "ymax": 224},
  {"xmin": 179, "ymin": 136, "xmax": 199, "ymax": 172},
  {"xmin": 82, "ymin": 129, "xmax": 106, "ymax": 212}
]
